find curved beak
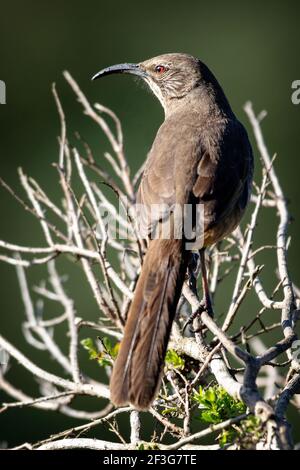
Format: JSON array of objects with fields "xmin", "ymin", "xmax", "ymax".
[{"xmin": 91, "ymin": 63, "xmax": 147, "ymax": 81}]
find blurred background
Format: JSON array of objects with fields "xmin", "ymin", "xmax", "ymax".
[{"xmin": 0, "ymin": 0, "xmax": 300, "ymax": 447}]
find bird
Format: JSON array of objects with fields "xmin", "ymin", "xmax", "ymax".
[{"xmin": 92, "ymin": 53, "xmax": 253, "ymax": 410}]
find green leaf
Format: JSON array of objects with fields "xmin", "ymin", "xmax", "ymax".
[
  {"xmin": 102, "ymin": 336, "xmax": 113, "ymax": 354},
  {"xmin": 80, "ymin": 337, "xmax": 98, "ymax": 360},
  {"xmin": 162, "ymin": 407, "xmax": 178, "ymax": 416},
  {"xmin": 206, "ymin": 388, "xmax": 216, "ymax": 403},
  {"xmin": 165, "ymin": 349, "xmax": 185, "ymax": 370},
  {"xmin": 81, "ymin": 337, "xmax": 94, "ymax": 351}
]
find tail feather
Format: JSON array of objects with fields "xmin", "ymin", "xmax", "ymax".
[{"xmin": 110, "ymin": 239, "xmax": 187, "ymax": 410}]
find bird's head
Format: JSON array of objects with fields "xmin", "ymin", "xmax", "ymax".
[{"xmin": 92, "ymin": 53, "xmax": 205, "ymax": 113}]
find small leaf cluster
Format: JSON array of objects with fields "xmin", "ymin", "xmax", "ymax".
[
  {"xmin": 193, "ymin": 385, "xmax": 246, "ymax": 424},
  {"xmin": 193, "ymin": 385, "xmax": 255, "ymax": 447},
  {"xmin": 81, "ymin": 336, "xmax": 119, "ymax": 367},
  {"xmin": 165, "ymin": 349, "xmax": 185, "ymax": 370}
]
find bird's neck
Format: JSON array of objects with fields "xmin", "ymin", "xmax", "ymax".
[{"xmin": 163, "ymin": 82, "xmax": 235, "ymax": 122}]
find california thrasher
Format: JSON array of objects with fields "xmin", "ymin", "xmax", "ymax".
[{"xmin": 92, "ymin": 53, "xmax": 253, "ymax": 410}]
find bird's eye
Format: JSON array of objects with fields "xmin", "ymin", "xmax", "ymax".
[{"xmin": 155, "ymin": 65, "xmax": 168, "ymax": 74}]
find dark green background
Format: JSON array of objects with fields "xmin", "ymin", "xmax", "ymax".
[{"xmin": 0, "ymin": 0, "xmax": 300, "ymax": 447}]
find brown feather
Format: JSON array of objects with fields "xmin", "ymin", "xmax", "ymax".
[{"xmin": 110, "ymin": 238, "xmax": 188, "ymax": 410}]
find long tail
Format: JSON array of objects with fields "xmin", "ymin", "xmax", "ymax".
[{"xmin": 110, "ymin": 238, "xmax": 188, "ymax": 410}]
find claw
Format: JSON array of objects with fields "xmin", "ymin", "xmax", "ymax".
[
  {"xmin": 182, "ymin": 249, "xmax": 214, "ymax": 334},
  {"xmin": 182, "ymin": 302, "xmax": 206, "ymax": 334}
]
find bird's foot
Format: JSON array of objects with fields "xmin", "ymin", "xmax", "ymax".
[{"xmin": 182, "ymin": 298, "xmax": 213, "ymax": 334}]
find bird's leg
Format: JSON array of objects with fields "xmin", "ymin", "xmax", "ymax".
[
  {"xmin": 187, "ymin": 251, "xmax": 200, "ymax": 295},
  {"xmin": 199, "ymin": 248, "xmax": 213, "ymax": 317},
  {"xmin": 182, "ymin": 248, "xmax": 213, "ymax": 333}
]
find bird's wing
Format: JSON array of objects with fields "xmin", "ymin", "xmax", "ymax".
[
  {"xmin": 137, "ymin": 115, "xmax": 253, "ymax": 239},
  {"xmin": 136, "ymin": 113, "xmax": 203, "ymax": 237},
  {"xmin": 192, "ymin": 119, "xmax": 253, "ymax": 233}
]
